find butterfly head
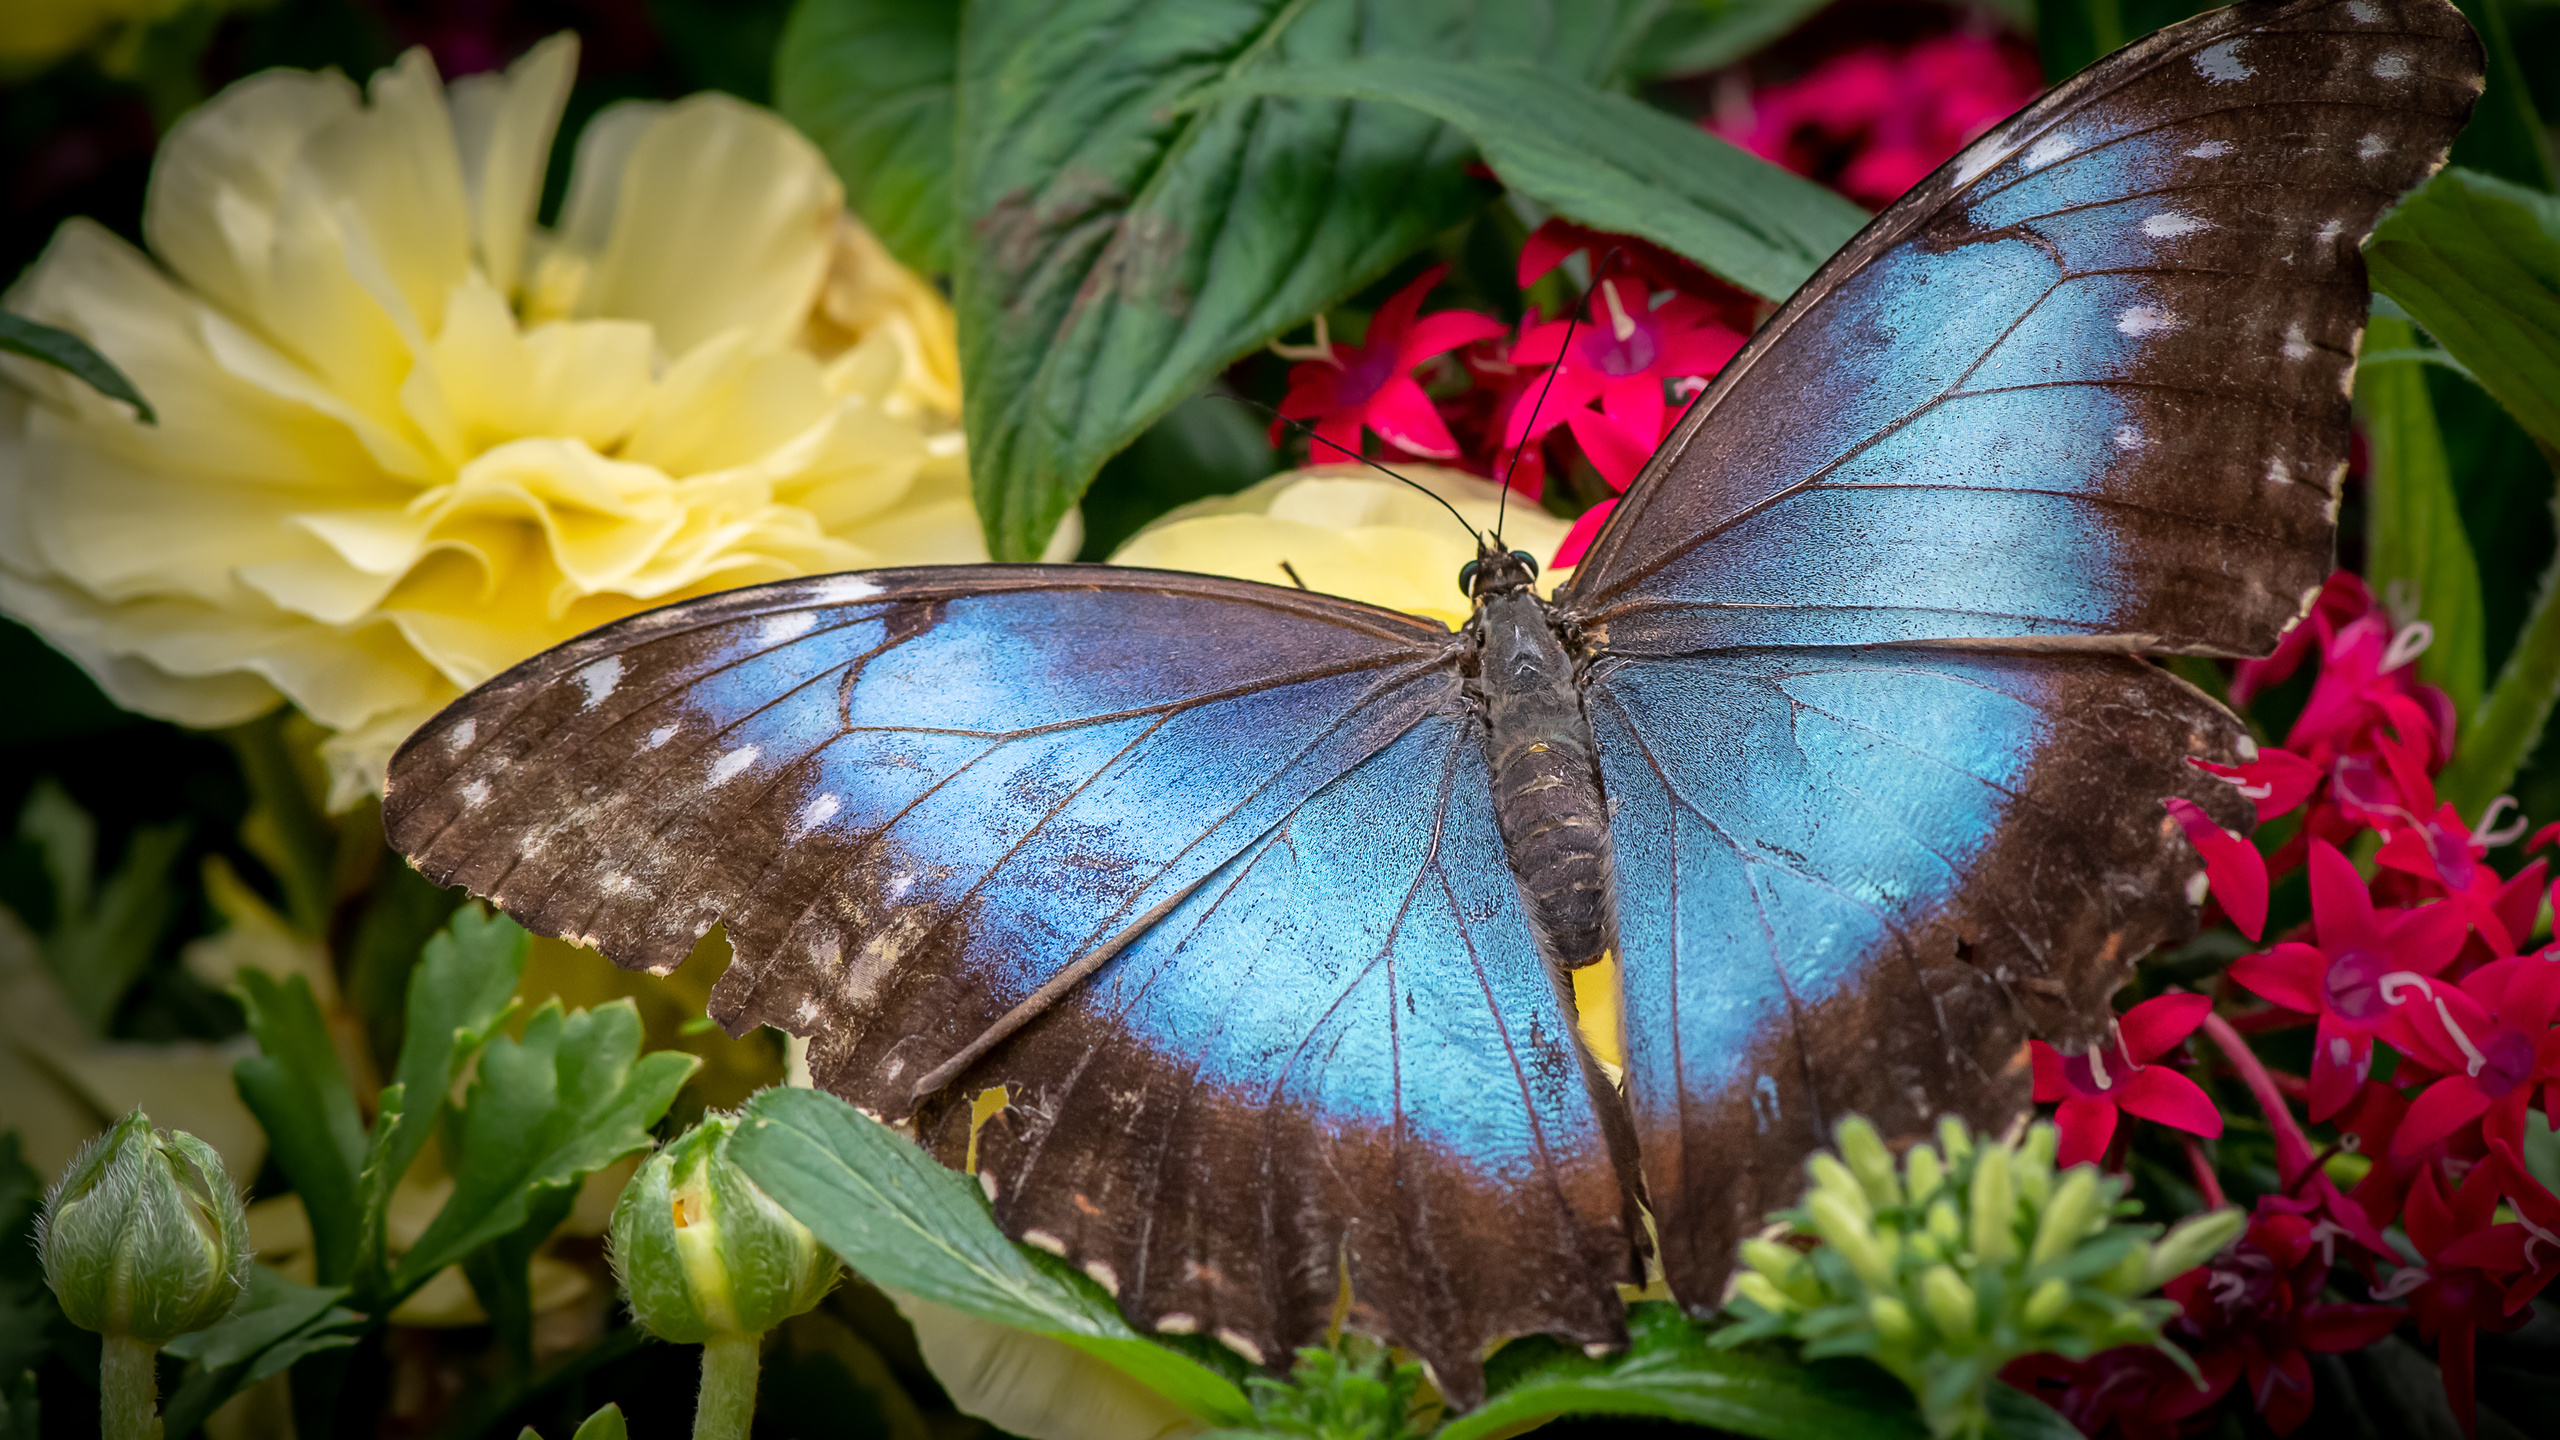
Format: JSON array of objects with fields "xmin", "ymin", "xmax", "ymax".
[{"xmin": 1460, "ymin": 540, "xmax": 1540, "ymax": 601}]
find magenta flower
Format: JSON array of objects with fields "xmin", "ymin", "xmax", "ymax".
[
  {"xmin": 2387, "ymin": 956, "xmax": 2560, "ymax": 1160},
  {"xmin": 2228, "ymin": 840, "xmax": 2467, "ymax": 1119},
  {"xmin": 2191, "ymin": 745, "xmax": 2322, "ymax": 822},
  {"xmin": 2159, "ymin": 1203, "xmax": 2406, "ymax": 1434},
  {"xmin": 2402, "ymin": 1161, "xmax": 2534, "ymax": 1437},
  {"xmin": 2031, "ymin": 992, "xmax": 2223, "ymax": 1168},
  {"xmin": 2161, "ymin": 796, "xmax": 2267, "ymax": 939},
  {"xmin": 1272, "ymin": 265, "xmax": 1505, "ymax": 461},
  {"xmin": 2441, "ymin": 1139, "xmax": 2560, "ymax": 1316},
  {"xmin": 2287, "ymin": 604, "xmax": 2457, "ymax": 770},
  {"xmin": 1504, "ymin": 277, "xmax": 1744, "ymax": 485},
  {"xmin": 1709, "ymin": 32, "xmax": 2041, "ymax": 208}
]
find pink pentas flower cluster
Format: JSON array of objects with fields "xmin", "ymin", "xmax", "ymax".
[
  {"xmin": 2017, "ymin": 572, "xmax": 2560, "ymax": 1436},
  {"xmin": 1707, "ymin": 30, "xmax": 2043, "ymax": 209},
  {"xmin": 1269, "ymin": 226, "xmax": 1754, "ymax": 569}
]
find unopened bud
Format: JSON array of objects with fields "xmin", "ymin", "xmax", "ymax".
[
  {"xmin": 1732, "ymin": 1272, "xmax": 1796, "ymax": 1315},
  {"xmin": 39, "ymin": 1112, "xmax": 249, "ymax": 1344},
  {"xmin": 1936, "ymin": 1116, "xmax": 1974, "ymax": 1167},
  {"xmin": 2023, "ymin": 1277, "xmax": 2072, "ymax": 1328},
  {"xmin": 1807, "ymin": 1154, "xmax": 1870, "ymax": 1219},
  {"xmin": 2145, "ymin": 1208, "xmax": 2245, "ymax": 1288},
  {"xmin": 1808, "ymin": 1191, "xmax": 1895, "ymax": 1287},
  {"xmin": 1868, "ymin": 1295, "xmax": 1916, "ymax": 1343},
  {"xmin": 2015, "ymin": 1124, "xmax": 2056, "ymax": 1207},
  {"xmin": 2029, "ymin": 1167, "xmax": 2104, "ymax": 1269},
  {"xmin": 1904, "ymin": 1144, "xmax": 1944, "ymax": 1203},
  {"xmin": 1741, "ymin": 1238, "xmax": 1801, "ymax": 1283},
  {"xmin": 610, "ymin": 1114, "xmax": 837, "ymax": 1342},
  {"xmin": 1969, "ymin": 1149, "xmax": 2015, "ymax": 1264},
  {"xmin": 1835, "ymin": 1117, "xmax": 1903, "ymax": 1208},
  {"xmin": 1919, "ymin": 1264, "xmax": 1977, "ymax": 1344}
]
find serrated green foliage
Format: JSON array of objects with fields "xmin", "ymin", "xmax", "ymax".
[
  {"xmin": 231, "ymin": 973, "xmax": 368, "ymax": 1283},
  {"xmin": 1719, "ymin": 1117, "xmax": 2240, "ymax": 1440},
  {"xmin": 1443, "ymin": 1303, "xmax": 1929, "ymax": 1440},
  {"xmin": 462, "ymin": 1183, "xmax": 581, "ymax": 1370},
  {"xmin": 1193, "ymin": 56, "xmax": 1867, "ymax": 303},
  {"xmin": 727, "ymin": 1085, "xmax": 1255, "ymax": 1425},
  {"xmin": 15, "ymin": 779, "xmax": 188, "ymax": 1033},
  {"xmin": 0, "ymin": 312, "xmax": 155, "ymax": 423},
  {"xmin": 395, "ymin": 997, "xmax": 695, "ymax": 1289},
  {"xmin": 515, "ymin": 1401, "xmax": 629, "ymax": 1440},
  {"xmin": 773, "ymin": 0, "xmax": 957, "ymax": 273},
  {"xmin": 1243, "ymin": 1341, "xmax": 1424, "ymax": 1440},
  {"xmin": 159, "ymin": 1266, "xmax": 363, "ymax": 1436},
  {"xmin": 2359, "ymin": 314, "xmax": 2487, "ymax": 716},
  {"xmin": 952, "ymin": 0, "xmax": 1650, "ymax": 560}
]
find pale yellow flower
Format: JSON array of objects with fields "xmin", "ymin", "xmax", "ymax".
[{"xmin": 1, "ymin": 34, "xmax": 1027, "ymax": 808}]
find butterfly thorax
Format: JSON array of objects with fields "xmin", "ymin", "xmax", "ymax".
[{"xmin": 1472, "ymin": 587, "xmax": 1614, "ymax": 971}]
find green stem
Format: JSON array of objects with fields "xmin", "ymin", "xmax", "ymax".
[
  {"xmin": 100, "ymin": 1335, "xmax": 160, "ymax": 1440},
  {"xmin": 693, "ymin": 1331, "xmax": 762, "ymax": 1440},
  {"xmin": 2440, "ymin": 514, "xmax": 2560, "ymax": 816}
]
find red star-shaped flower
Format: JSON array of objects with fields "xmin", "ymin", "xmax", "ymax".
[
  {"xmin": 2400, "ymin": 1161, "xmax": 2534, "ymax": 1437},
  {"xmin": 2388, "ymin": 955, "xmax": 2560, "ymax": 1160},
  {"xmin": 2440, "ymin": 1139, "xmax": 2560, "ymax": 1315},
  {"xmin": 1272, "ymin": 265, "xmax": 1505, "ymax": 462},
  {"xmin": 2031, "ymin": 992, "xmax": 2223, "ymax": 1168}
]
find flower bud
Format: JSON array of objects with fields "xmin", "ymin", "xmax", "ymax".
[
  {"xmin": 2028, "ymin": 1167, "xmax": 2103, "ymax": 1269},
  {"xmin": 1936, "ymin": 1116, "xmax": 1974, "ymax": 1167},
  {"xmin": 1732, "ymin": 1272, "xmax": 1797, "ymax": 1315},
  {"xmin": 1835, "ymin": 1117, "xmax": 1902, "ymax": 1208},
  {"xmin": 1919, "ymin": 1264, "xmax": 1977, "ymax": 1345},
  {"xmin": 1904, "ymin": 1144, "xmax": 1945, "ymax": 1203},
  {"xmin": 1968, "ymin": 1149, "xmax": 2015, "ymax": 1264},
  {"xmin": 1868, "ymin": 1295, "xmax": 1916, "ymax": 1343},
  {"xmin": 2015, "ymin": 1123, "xmax": 2057, "ymax": 1207},
  {"xmin": 39, "ymin": 1112, "xmax": 249, "ymax": 1344},
  {"xmin": 610, "ymin": 1114, "xmax": 837, "ymax": 1342},
  {"xmin": 1808, "ymin": 1191, "xmax": 1895, "ymax": 1287},
  {"xmin": 1926, "ymin": 1197, "xmax": 1962, "ymax": 1248},
  {"xmin": 2144, "ymin": 1208, "xmax": 2245, "ymax": 1288},
  {"xmin": 2022, "ymin": 1277, "xmax": 2072, "ymax": 1329},
  {"xmin": 1741, "ymin": 1238, "xmax": 1802, "ymax": 1283},
  {"xmin": 1807, "ymin": 1154, "xmax": 1870, "ymax": 1219}
]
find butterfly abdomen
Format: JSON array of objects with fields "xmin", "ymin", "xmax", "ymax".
[{"xmin": 1476, "ymin": 591, "xmax": 1614, "ymax": 970}]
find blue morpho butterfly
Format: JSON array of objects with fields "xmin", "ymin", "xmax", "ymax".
[{"xmin": 385, "ymin": 0, "xmax": 2483, "ymax": 1403}]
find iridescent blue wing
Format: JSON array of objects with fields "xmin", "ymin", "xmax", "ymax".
[
  {"xmin": 1587, "ymin": 649, "xmax": 2245, "ymax": 1299},
  {"xmin": 1561, "ymin": 0, "xmax": 2482, "ymax": 653},
  {"xmin": 383, "ymin": 566, "xmax": 1631, "ymax": 1400}
]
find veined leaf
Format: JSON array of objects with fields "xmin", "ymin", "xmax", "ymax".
[
  {"xmin": 0, "ymin": 312, "xmax": 154, "ymax": 423},
  {"xmin": 2444, "ymin": 0, "xmax": 2555, "ymax": 192},
  {"xmin": 954, "ymin": 0, "xmax": 1651, "ymax": 561},
  {"xmin": 2359, "ymin": 314, "xmax": 2487, "ymax": 717},
  {"xmin": 2365, "ymin": 167, "xmax": 2560, "ymax": 453},
  {"xmin": 159, "ymin": 1268, "xmax": 364, "ymax": 1437},
  {"xmin": 394, "ymin": 998, "xmax": 694, "ymax": 1291},
  {"xmin": 233, "ymin": 972, "xmax": 368, "ymax": 1284},
  {"xmin": 774, "ymin": 0, "xmax": 959, "ymax": 274},
  {"xmin": 1626, "ymin": 0, "xmax": 1832, "ymax": 78},
  {"xmin": 730, "ymin": 1086, "xmax": 1255, "ymax": 1426},
  {"xmin": 1188, "ymin": 56, "xmax": 1869, "ymax": 302},
  {"xmin": 1440, "ymin": 1304, "xmax": 1928, "ymax": 1440}
]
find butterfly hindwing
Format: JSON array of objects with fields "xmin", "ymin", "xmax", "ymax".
[
  {"xmin": 1585, "ymin": 649, "xmax": 2248, "ymax": 1301},
  {"xmin": 1562, "ymin": 0, "xmax": 2482, "ymax": 655},
  {"xmin": 383, "ymin": 564, "xmax": 1633, "ymax": 1400}
]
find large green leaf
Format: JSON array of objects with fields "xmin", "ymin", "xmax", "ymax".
[
  {"xmin": 2444, "ymin": 0, "xmax": 2556, "ymax": 192},
  {"xmin": 729, "ymin": 1086, "xmax": 1255, "ymax": 1425},
  {"xmin": 15, "ymin": 781, "xmax": 187, "ymax": 1033},
  {"xmin": 954, "ymin": 0, "xmax": 1650, "ymax": 560},
  {"xmin": 1626, "ymin": 0, "xmax": 1831, "ymax": 78},
  {"xmin": 1439, "ymin": 1305, "xmax": 1928, "ymax": 1440},
  {"xmin": 774, "ymin": 0, "xmax": 960, "ymax": 274},
  {"xmin": 159, "ymin": 1268, "xmax": 364, "ymax": 1436},
  {"xmin": 0, "ymin": 312, "xmax": 154, "ymax": 423},
  {"xmin": 1191, "ymin": 56, "xmax": 1868, "ymax": 302},
  {"xmin": 2365, "ymin": 167, "xmax": 2560, "ymax": 453},
  {"xmin": 2359, "ymin": 314, "xmax": 2487, "ymax": 716},
  {"xmin": 233, "ymin": 972, "xmax": 369, "ymax": 1284},
  {"xmin": 393, "ymin": 999, "xmax": 695, "ymax": 1291}
]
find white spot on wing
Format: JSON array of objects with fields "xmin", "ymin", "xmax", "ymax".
[
  {"xmin": 646, "ymin": 723, "xmax": 679, "ymax": 750},
  {"xmin": 2268, "ymin": 457, "xmax": 2293, "ymax": 483},
  {"xmin": 2346, "ymin": 0, "xmax": 2382, "ymax": 21},
  {"xmin": 2316, "ymin": 219, "xmax": 2346, "ymax": 243},
  {"xmin": 2022, "ymin": 132, "xmax": 2075, "ymax": 170},
  {"xmin": 460, "ymin": 779, "xmax": 490, "ymax": 807},
  {"xmin": 2142, "ymin": 212, "xmax": 2208, "ymax": 238},
  {"xmin": 1215, "ymin": 1329, "xmax": 1265, "ymax": 1365},
  {"xmin": 1952, "ymin": 143, "xmax": 2001, "ymax": 187},
  {"xmin": 2372, "ymin": 52, "xmax": 2411, "ymax": 80},
  {"xmin": 2359, "ymin": 133, "xmax": 2390, "ymax": 161},
  {"xmin": 2282, "ymin": 323, "xmax": 2315, "ymax": 360},
  {"xmin": 789, "ymin": 792, "xmax": 840, "ymax": 840},
  {"xmin": 1154, "ymin": 1313, "xmax": 1198, "ymax": 1335},
  {"xmin": 708, "ymin": 745, "xmax": 760, "ymax": 786},
  {"xmin": 1083, "ymin": 1261, "xmax": 1119, "ymax": 1296},
  {"xmin": 601, "ymin": 871, "xmax": 634, "ymax": 896},
  {"xmin": 447, "ymin": 718, "xmax": 476, "ymax": 752},
  {"xmin": 574, "ymin": 656, "xmax": 623, "ymax": 710},
  {"xmin": 2185, "ymin": 139, "xmax": 2232, "ymax": 159},
  {"xmin": 758, "ymin": 611, "xmax": 819, "ymax": 646},
  {"xmin": 2194, "ymin": 40, "xmax": 2253, "ymax": 83},
  {"xmin": 1022, "ymin": 1230, "xmax": 1069, "ymax": 1257},
  {"xmin": 2113, "ymin": 426, "xmax": 2145, "ymax": 451},
  {"xmin": 803, "ymin": 574, "xmax": 885, "ymax": 604},
  {"xmin": 2117, "ymin": 305, "xmax": 2178, "ymax": 336}
]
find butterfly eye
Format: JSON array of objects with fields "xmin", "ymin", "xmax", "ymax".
[
  {"xmin": 1509, "ymin": 550, "xmax": 1539, "ymax": 578},
  {"xmin": 1457, "ymin": 560, "xmax": 1480, "ymax": 595}
]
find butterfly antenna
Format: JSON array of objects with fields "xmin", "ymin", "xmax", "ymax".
[
  {"xmin": 1496, "ymin": 250, "xmax": 1614, "ymax": 544},
  {"xmin": 1217, "ymin": 395, "xmax": 1480, "ymax": 545}
]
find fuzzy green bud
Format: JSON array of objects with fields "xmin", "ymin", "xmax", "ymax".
[
  {"xmin": 1927, "ymin": 1197, "xmax": 1962, "ymax": 1248},
  {"xmin": 2144, "ymin": 1207, "xmax": 2245, "ymax": 1288},
  {"xmin": 1835, "ymin": 1117, "xmax": 1903, "ymax": 1208},
  {"xmin": 1732, "ymin": 1272, "xmax": 1796, "ymax": 1315},
  {"xmin": 1741, "ymin": 1238, "xmax": 1802, "ymax": 1283},
  {"xmin": 1807, "ymin": 1191, "xmax": 1895, "ymax": 1287},
  {"xmin": 1936, "ymin": 1115, "xmax": 1974, "ymax": 1166},
  {"xmin": 2022, "ymin": 1278, "xmax": 2072, "ymax": 1329},
  {"xmin": 610, "ymin": 1114, "xmax": 837, "ymax": 1343},
  {"xmin": 2014, "ymin": 1123, "xmax": 2057, "ymax": 1207},
  {"xmin": 40, "ymin": 1112, "xmax": 249, "ymax": 1344},
  {"xmin": 1868, "ymin": 1295, "xmax": 1916, "ymax": 1344},
  {"xmin": 1807, "ymin": 1153, "xmax": 1871, "ymax": 1218},
  {"xmin": 2028, "ymin": 1167, "xmax": 2103, "ymax": 1269},
  {"xmin": 1905, "ymin": 1144, "xmax": 1945, "ymax": 1203},
  {"xmin": 1919, "ymin": 1265, "xmax": 1977, "ymax": 1345},
  {"xmin": 1967, "ymin": 1148, "xmax": 2015, "ymax": 1264}
]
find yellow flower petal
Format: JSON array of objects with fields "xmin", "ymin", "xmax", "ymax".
[{"xmin": 447, "ymin": 33, "xmax": 576, "ymax": 297}]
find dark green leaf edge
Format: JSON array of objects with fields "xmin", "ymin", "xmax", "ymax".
[{"xmin": 0, "ymin": 312, "xmax": 154, "ymax": 423}]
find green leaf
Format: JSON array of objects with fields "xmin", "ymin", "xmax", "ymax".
[
  {"xmin": 1984, "ymin": 1380, "xmax": 2087, "ymax": 1439},
  {"xmin": 0, "ymin": 312, "xmax": 154, "ymax": 423},
  {"xmin": 2442, "ymin": 553, "xmax": 2560, "ymax": 814},
  {"xmin": 573, "ymin": 1404, "xmax": 630, "ymax": 1440},
  {"xmin": 462, "ymin": 1181, "xmax": 582, "ymax": 1371},
  {"xmin": 2445, "ymin": 0, "xmax": 2556, "ymax": 192},
  {"xmin": 774, "ymin": 0, "xmax": 959, "ymax": 274},
  {"xmin": 1439, "ymin": 1304, "xmax": 1927, "ymax": 1440},
  {"xmin": 158, "ymin": 1268, "xmax": 365, "ymax": 1437},
  {"xmin": 1624, "ymin": 0, "xmax": 1830, "ymax": 78},
  {"xmin": 2359, "ymin": 314, "xmax": 2487, "ymax": 717},
  {"xmin": 16, "ymin": 780, "xmax": 188, "ymax": 1033},
  {"xmin": 393, "ymin": 999, "xmax": 695, "ymax": 1292},
  {"xmin": 954, "ymin": 0, "xmax": 1646, "ymax": 560},
  {"xmin": 357, "ymin": 905, "xmax": 526, "ymax": 1293},
  {"xmin": 2365, "ymin": 167, "xmax": 2560, "ymax": 453},
  {"xmin": 233, "ymin": 972, "xmax": 370, "ymax": 1284},
  {"xmin": 729, "ymin": 1085, "xmax": 1255, "ymax": 1425},
  {"xmin": 1191, "ymin": 56, "xmax": 1868, "ymax": 303}
]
